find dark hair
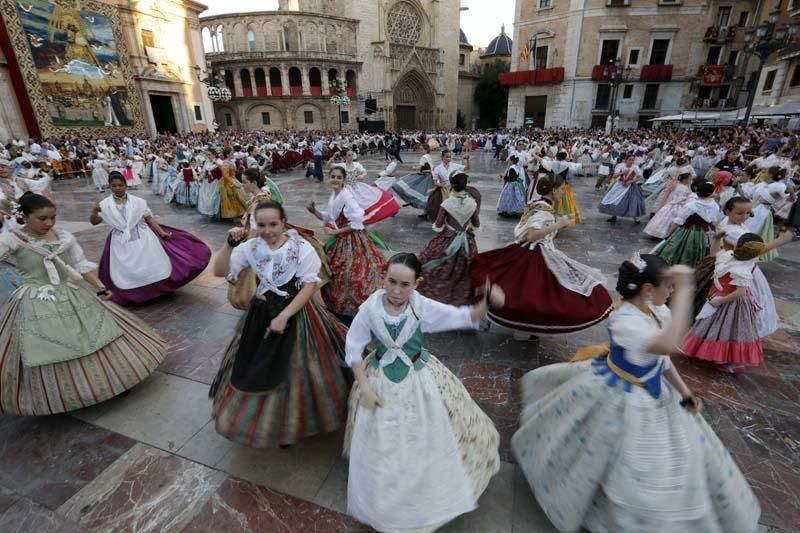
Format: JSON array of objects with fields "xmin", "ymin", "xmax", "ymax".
[
  {"xmin": 616, "ymin": 254, "xmax": 669, "ymax": 299},
  {"xmin": 108, "ymin": 171, "xmax": 126, "ymax": 185},
  {"xmin": 387, "ymin": 252, "xmax": 423, "ymax": 279},
  {"xmin": 692, "ymin": 179, "xmax": 715, "ymax": 198},
  {"xmin": 536, "ymin": 176, "xmax": 561, "ymax": 197},
  {"xmin": 242, "ymin": 167, "xmax": 266, "ymax": 187},
  {"xmin": 766, "ymin": 166, "xmax": 784, "ymax": 181},
  {"xmin": 450, "ymin": 172, "xmax": 468, "ymax": 192},
  {"xmin": 734, "ymin": 233, "xmax": 764, "ymax": 261},
  {"xmin": 723, "ymin": 196, "xmax": 751, "ymax": 214},
  {"xmin": 556, "ymin": 151, "xmax": 568, "ymax": 161},
  {"xmin": 253, "ymin": 200, "xmax": 286, "ymax": 221},
  {"xmin": 420, "ymin": 143, "xmax": 430, "ymax": 153},
  {"xmin": 676, "ymin": 172, "xmax": 692, "ymax": 183},
  {"xmin": 329, "ymin": 166, "xmax": 346, "ymax": 179},
  {"xmin": 441, "ymin": 149, "xmax": 452, "ymax": 158},
  {"xmin": 18, "ymin": 192, "xmax": 54, "ymax": 223}
]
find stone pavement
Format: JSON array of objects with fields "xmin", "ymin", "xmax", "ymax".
[{"xmin": 0, "ymin": 151, "xmax": 798, "ymax": 532}]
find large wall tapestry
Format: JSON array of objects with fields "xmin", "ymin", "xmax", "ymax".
[{"xmin": 0, "ymin": 0, "xmax": 144, "ymax": 137}]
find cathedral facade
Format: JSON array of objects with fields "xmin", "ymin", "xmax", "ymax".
[{"xmin": 200, "ymin": 0, "xmax": 460, "ymax": 131}]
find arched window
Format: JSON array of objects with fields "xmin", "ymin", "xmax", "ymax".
[
  {"xmin": 240, "ymin": 69, "xmax": 253, "ymax": 97},
  {"xmin": 345, "ymin": 69, "xmax": 356, "ymax": 97},
  {"xmin": 215, "ymin": 25, "xmax": 225, "ymax": 52},
  {"xmin": 325, "ymin": 24, "xmax": 337, "ymax": 53},
  {"xmin": 328, "ymin": 68, "xmax": 338, "ymax": 95},
  {"xmin": 202, "ymin": 27, "xmax": 213, "ymax": 52},
  {"xmin": 309, "ymin": 67, "xmax": 322, "ymax": 96},
  {"xmin": 283, "ymin": 22, "xmax": 298, "ymax": 51},
  {"xmin": 288, "ymin": 67, "xmax": 302, "ymax": 96},
  {"xmin": 269, "ymin": 67, "xmax": 283, "ymax": 96},
  {"xmin": 224, "ymin": 70, "xmax": 235, "ymax": 96},
  {"xmin": 247, "ymin": 30, "xmax": 256, "ymax": 51},
  {"xmin": 255, "ymin": 68, "xmax": 267, "ymax": 96}
]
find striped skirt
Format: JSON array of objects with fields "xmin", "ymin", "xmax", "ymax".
[
  {"xmin": 0, "ymin": 295, "xmax": 167, "ymax": 415},
  {"xmin": 210, "ymin": 301, "xmax": 351, "ymax": 448}
]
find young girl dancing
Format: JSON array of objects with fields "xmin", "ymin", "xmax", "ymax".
[
  {"xmin": 654, "ymin": 180, "xmax": 720, "ymax": 267},
  {"xmin": 496, "ymin": 155, "xmax": 526, "ymax": 217},
  {"xmin": 472, "ymin": 177, "xmax": 612, "ymax": 335},
  {"xmin": 643, "ymin": 172, "xmax": 693, "ymax": 239},
  {"xmin": 307, "ymin": 166, "xmax": 387, "ymax": 318},
  {"xmin": 418, "ymin": 172, "xmax": 479, "ymax": 305},
  {"xmin": 511, "ymin": 254, "xmax": 760, "ymax": 532},
  {"xmin": 599, "ymin": 154, "xmax": 646, "ymax": 225},
  {"xmin": 344, "ymin": 253, "xmax": 502, "ymax": 533},
  {"xmin": 682, "ymin": 232, "xmax": 769, "ymax": 372}
]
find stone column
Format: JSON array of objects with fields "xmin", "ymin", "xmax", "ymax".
[
  {"xmin": 321, "ymin": 68, "xmax": 330, "ymax": 94},
  {"xmin": 264, "ymin": 66, "xmax": 272, "ymax": 94},
  {"xmin": 301, "ymin": 67, "xmax": 311, "ymax": 96},
  {"xmin": 281, "ymin": 66, "xmax": 290, "ymax": 96},
  {"xmin": 248, "ymin": 67, "xmax": 256, "ymax": 94},
  {"xmin": 233, "ymin": 68, "xmax": 243, "ymax": 97}
]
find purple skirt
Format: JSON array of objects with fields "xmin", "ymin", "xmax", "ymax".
[{"xmin": 99, "ymin": 225, "xmax": 212, "ymax": 306}]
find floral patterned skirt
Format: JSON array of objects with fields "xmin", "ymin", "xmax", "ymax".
[{"xmin": 323, "ymin": 230, "xmax": 387, "ymax": 316}]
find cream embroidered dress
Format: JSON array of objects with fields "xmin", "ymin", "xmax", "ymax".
[
  {"xmin": 343, "ymin": 290, "xmax": 500, "ymax": 532},
  {"xmin": 0, "ymin": 229, "xmax": 166, "ymax": 415}
]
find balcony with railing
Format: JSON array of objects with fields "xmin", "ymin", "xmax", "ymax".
[
  {"xmin": 591, "ymin": 65, "xmax": 614, "ymax": 81},
  {"xmin": 498, "ymin": 67, "xmax": 565, "ymax": 87},
  {"xmin": 640, "ymin": 64, "xmax": 673, "ymax": 81},
  {"xmin": 703, "ymin": 25, "xmax": 737, "ymax": 43}
]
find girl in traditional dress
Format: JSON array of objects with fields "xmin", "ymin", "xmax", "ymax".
[
  {"xmin": 306, "ymin": 166, "xmax": 387, "ymax": 318},
  {"xmin": 693, "ymin": 197, "xmax": 793, "ymax": 335},
  {"xmin": 219, "ymin": 151, "xmax": 248, "ymax": 220},
  {"xmin": 327, "ymin": 150, "xmax": 400, "ymax": 225},
  {"xmin": 744, "ymin": 166, "xmax": 788, "ymax": 262},
  {"xmin": 496, "ymin": 155, "xmax": 526, "ymax": 217},
  {"xmin": 175, "ymin": 162, "xmax": 199, "ymax": 207},
  {"xmin": 210, "ymin": 201, "xmax": 350, "ymax": 448},
  {"xmin": 643, "ymin": 172, "xmax": 694, "ymax": 239},
  {"xmin": 512, "ymin": 255, "xmax": 760, "ymax": 532},
  {"xmin": 241, "ymin": 166, "xmax": 282, "ymax": 205},
  {"xmin": 343, "ymin": 253, "xmax": 503, "ymax": 532},
  {"xmin": 599, "ymin": 154, "xmax": 646, "ymax": 224},
  {"xmin": 472, "ymin": 177, "xmax": 613, "ymax": 335},
  {"xmin": 89, "ymin": 155, "xmax": 110, "ymax": 192},
  {"xmin": 197, "ymin": 157, "xmax": 221, "ymax": 218},
  {"xmin": 644, "ymin": 154, "xmax": 695, "ymax": 216},
  {"xmin": 121, "ymin": 158, "xmax": 142, "ymax": 190},
  {"xmin": 682, "ymin": 232, "xmax": 768, "ymax": 372},
  {"xmin": 418, "ymin": 172, "xmax": 479, "ymax": 306},
  {"xmin": 391, "ymin": 143, "xmax": 434, "ymax": 214},
  {"xmin": 91, "ymin": 172, "xmax": 211, "ymax": 306},
  {"xmin": 374, "ymin": 151, "xmax": 399, "ymax": 191},
  {"xmin": 542, "ymin": 150, "xmax": 583, "ymax": 225},
  {"xmin": 428, "ymin": 150, "xmax": 471, "ymax": 221},
  {"xmin": 0, "ymin": 193, "xmax": 167, "ymax": 415},
  {"xmin": 654, "ymin": 180, "xmax": 720, "ymax": 267}
]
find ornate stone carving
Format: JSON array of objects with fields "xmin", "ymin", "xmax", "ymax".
[
  {"xmin": 386, "ymin": 1, "xmax": 422, "ymax": 46},
  {"xmin": 389, "ymin": 44, "xmax": 437, "ymax": 74}
]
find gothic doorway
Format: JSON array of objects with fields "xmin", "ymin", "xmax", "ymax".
[
  {"xmin": 393, "ymin": 70, "xmax": 434, "ymax": 131},
  {"xmin": 149, "ymin": 94, "xmax": 177, "ymax": 133}
]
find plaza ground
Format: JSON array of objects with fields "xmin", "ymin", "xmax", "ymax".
[{"xmin": 0, "ymin": 151, "xmax": 798, "ymax": 532}]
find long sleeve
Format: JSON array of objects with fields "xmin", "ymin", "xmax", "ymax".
[
  {"xmin": 342, "ymin": 190, "xmax": 365, "ymax": 230},
  {"xmin": 418, "ymin": 296, "xmax": 478, "ymax": 333},
  {"xmin": 64, "ymin": 232, "xmax": 97, "ymax": 273},
  {"xmin": 226, "ymin": 245, "xmax": 250, "ymax": 283},
  {"xmin": 344, "ymin": 309, "xmax": 373, "ymax": 366},
  {"xmin": 295, "ymin": 241, "xmax": 321, "ymax": 285}
]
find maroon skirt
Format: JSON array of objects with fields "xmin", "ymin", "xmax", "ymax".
[
  {"xmin": 471, "ymin": 243, "xmax": 613, "ymax": 334},
  {"xmin": 99, "ymin": 225, "xmax": 212, "ymax": 306},
  {"xmin": 418, "ymin": 229, "xmax": 477, "ymax": 306}
]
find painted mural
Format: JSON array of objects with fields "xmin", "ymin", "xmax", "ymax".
[{"xmin": 0, "ymin": 0, "xmax": 144, "ymax": 136}]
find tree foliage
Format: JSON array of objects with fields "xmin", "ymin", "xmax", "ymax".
[{"xmin": 473, "ymin": 60, "xmax": 510, "ymax": 129}]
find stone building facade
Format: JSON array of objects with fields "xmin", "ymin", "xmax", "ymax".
[
  {"xmin": 457, "ymin": 29, "xmax": 481, "ymax": 129},
  {"xmin": 200, "ymin": 0, "xmax": 461, "ymax": 132},
  {"xmin": 504, "ymin": 0, "xmax": 765, "ymax": 129},
  {"xmin": 752, "ymin": 2, "xmax": 800, "ymax": 108}
]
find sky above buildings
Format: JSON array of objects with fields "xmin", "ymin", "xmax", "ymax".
[{"xmin": 200, "ymin": 0, "xmax": 515, "ymax": 48}]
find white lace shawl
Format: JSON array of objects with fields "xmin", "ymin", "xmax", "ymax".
[
  {"xmin": 673, "ymin": 198, "xmax": 720, "ymax": 225},
  {"xmin": 713, "ymin": 250, "xmax": 756, "ymax": 288}
]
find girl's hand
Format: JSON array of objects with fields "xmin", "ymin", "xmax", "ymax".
[
  {"xmin": 680, "ymin": 394, "xmax": 703, "ymax": 414},
  {"xmin": 557, "ymin": 216, "xmax": 573, "ymax": 228},
  {"xmin": 359, "ymin": 387, "xmax": 383, "ymax": 409},
  {"xmin": 160, "ymin": 231, "xmax": 172, "ymax": 240},
  {"xmin": 709, "ymin": 296, "xmax": 724, "ymax": 307},
  {"xmin": 667, "ymin": 265, "xmax": 694, "ymax": 287},
  {"xmin": 306, "ymin": 200, "xmax": 316, "ymax": 213},
  {"xmin": 486, "ymin": 283, "xmax": 505, "ymax": 309},
  {"xmin": 266, "ymin": 313, "xmax": 288, "ymax": 336},
  {"xmin": 92, "ymin": 202, "xmax": 102, "ymax": 214},
  {"xmin": 713, "ymin": 228, "xmax": 726, "ymax": 240},
  {"xmin": 227, "ymin": 227, "xmax": 247, "ymax": 242}
]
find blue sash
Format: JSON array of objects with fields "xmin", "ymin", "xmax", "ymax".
[{"xmin": 592, "ymin": 331, "xmax": 664, "ymax": 399}]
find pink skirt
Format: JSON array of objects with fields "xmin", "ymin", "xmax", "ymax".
[{"xmin": 681, "ymin": 297, "xmax": 763, "ymax": 366}]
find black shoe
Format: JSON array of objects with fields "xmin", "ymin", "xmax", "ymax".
[
  {"xmin": 418, "ymin": 213, "xmax": 428, "ymax": 219},
  {"xmin": 633, "ymin": 218, "xmax": 640, "ymax": 225},
  {"xmin": 607, "ymin": 217, "xmax": 617, "ymax": 223}
]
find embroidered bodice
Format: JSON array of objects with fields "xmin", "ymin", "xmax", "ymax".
[{"xmin": 514, "ymin": 202, "xmax": 556, "ymax": 248}]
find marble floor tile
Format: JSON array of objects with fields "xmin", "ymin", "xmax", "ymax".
[
  {"xmin": 311, "ymin": 456, "xmax": 349, "ymax": 514},
  {"xmin": 0, "ymin": 486, "xmax": 20, "ymax": 514},
  {"xmin": 181, "ymin": 476, "xmax": 371, "ymax": 532},
  {"xmin": 734, "ymin": 454, "xmax": 800, "ymax": 531},
  {"xmin": 58, "ymin": 443, "xmax": 226, "ymax": 533},
  {"xmin": 176, "ymin": 420, "xmax": 234, "ymax": 468},
  {"xmin": 460, "ymin": 360, "xmax": 513, "ymax": 405},
  {"xmin": 0, "ymin": 415, "xmax": 134, "ymax": 509},
  {"xmin": 86, "ymin": 371, "xmax": 212, "ymax": 452},
  {"xmin": 0, "ymin": 497, "xmax": 86, "ymax": 533},
  {"xmin": 215, "ymin": 430, "xmax": 342, "ymax": 501}
]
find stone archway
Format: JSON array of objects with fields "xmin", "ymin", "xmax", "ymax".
[{"xmin": 392, "ymin": 69, "xmax": 434, "ymax": 131}]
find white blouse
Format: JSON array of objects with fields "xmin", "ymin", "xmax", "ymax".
[
  {"xmin": 227, "ymin": 230, "xmax": 321, "ymax": 297},
  {"xmin": 609, "ymin": 302, "xmax": 672, "ymax": 369},
  {"xmin": 322, "ymin": 188, "xmax": 365, "ymax": 230},
  {"xmin": 673, "ymin": 197, "xmax": 721, "ymax": 225},
  {"xmin": 345, "ymin": 290, "xmax": 477, "ymax": 366},
  {"xmin": 432, "ymin": 162, "xmax": 465, "ymax": 188}
]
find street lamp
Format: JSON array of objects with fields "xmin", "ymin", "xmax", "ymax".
[
  {"xmin": 329, "ymin": 77, "xmax": 350, "ymax": 131},
  {"xmin": 741, "ymin": 3, "xmax": 799, "ymax": 125},
  {"xmin": 193, "ymin": 64, "xmax": 231, "ymax": 102},
  {"xmin": 602, "ymin": 58, "xmax": 632, "ymax": 133}
]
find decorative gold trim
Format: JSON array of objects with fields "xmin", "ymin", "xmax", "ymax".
[{"xmin": 0, "ymin": 0, "xmax": 145, "ymax": 137}]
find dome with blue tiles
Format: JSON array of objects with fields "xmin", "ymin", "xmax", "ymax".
[{"xmin": 482, "ymin": 25, "xmax": 512, "ymax": 58}]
